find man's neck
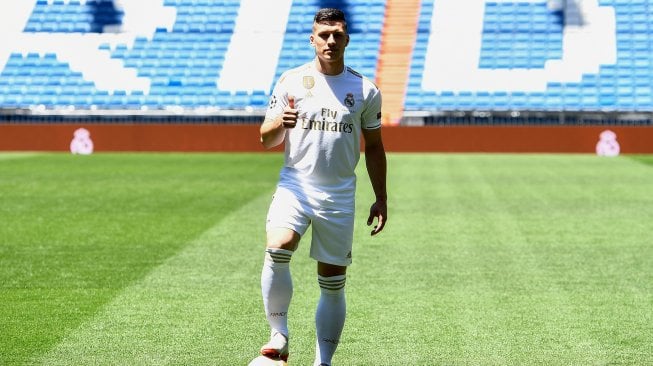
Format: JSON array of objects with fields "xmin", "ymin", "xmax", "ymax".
[{"xmin": 314, "ymin": 58, "xmax": 345, "ymax": 76}]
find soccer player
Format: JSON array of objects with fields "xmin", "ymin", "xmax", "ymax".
[{"xmin": 255, "ymin": 7, "xmax": 388, "ymax": 366}]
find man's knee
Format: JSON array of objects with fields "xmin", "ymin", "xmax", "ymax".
[
  {"xmin": 266, "ymin": 227, "xmax": 301, "ymax": 251},
  {"xmin": 317, "ymin": 261, "xmax": 347, "ymax": 277}
]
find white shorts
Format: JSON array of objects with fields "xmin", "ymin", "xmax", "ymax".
[{"xmin": 266, "ymin": 186, "xmax": 354, "ymax": 266}]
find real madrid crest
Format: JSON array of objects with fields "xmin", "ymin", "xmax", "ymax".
[{"xmin": 344, "ymin": 93, "xmax": 355, "ymax": 108}]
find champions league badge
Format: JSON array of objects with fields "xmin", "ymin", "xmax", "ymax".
[
  {"xmin": 268, "ymin": 95, "xmax": 277, "ymax": 109},
  {"xmin": 344, "ymin": 93, "xmax": 355, "ymax": 108}
]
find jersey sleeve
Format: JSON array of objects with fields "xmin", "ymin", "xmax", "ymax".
[
  {"xmin": 265, "ymin": 73, "xmax": 291, "ymax": 121},
  {"xmin": 361, "ymin": 83, "xmax": 382, "ymax": 130}
]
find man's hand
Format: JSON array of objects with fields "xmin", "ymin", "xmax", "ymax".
[
  {"xmin": 367, "ymin": 199, "xmax": 387, "ymax": 236},
  {"xmin": 282, "ymin": 95, "xmax": 298, "ymax": 128}
]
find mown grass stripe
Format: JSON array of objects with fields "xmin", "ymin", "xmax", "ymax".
[
  {"xmin": 0, "ymin": 152, "xmax": 42, "ymax": 161},
  {"xmin": 4, "ymin": 153, "xmax": 652, "ymax": 365},
  {"xmin": 0, "ymin": 153, "xmax": 283, "ymax": 365},
  {"xmin": 32, "ymin": 190, "xmax": 275, "ymax": 365},
  {"xmin": 432, "ymin": 155, "xmax": 611, "ymax": 364},
  {"xmin": 344, "ymin": 154, "xmax": 653, "ymax": 365}
]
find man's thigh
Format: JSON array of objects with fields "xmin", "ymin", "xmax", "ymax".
[{"xmin": 310, "ymin": 208, "xmax": 354, "ymax": 266}]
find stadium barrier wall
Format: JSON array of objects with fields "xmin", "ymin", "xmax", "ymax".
[{"xmin": 0, "ymin": 123, "xmax": 652, "ymax": 153}]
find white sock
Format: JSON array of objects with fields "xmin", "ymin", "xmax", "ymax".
[
  {"xmin": 261, "ymin": 248, "xmax": 293, "ymax": 338},
  {"xmin": 314, "ymin": 274, "xmax": 347, "ymax": 366}
]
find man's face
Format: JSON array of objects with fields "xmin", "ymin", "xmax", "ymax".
[{"xmin": 310, "ymin": 21, "xmax": 349, "ymax": 63}]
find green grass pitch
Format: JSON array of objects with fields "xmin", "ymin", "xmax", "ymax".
[{"xmin": 1, "ymin": 152, "xmax": 652, "ymax": 365}]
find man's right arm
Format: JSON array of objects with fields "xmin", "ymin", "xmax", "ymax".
[
  {"xmin": 260, "ymin": 95, "xmax": 297, "ymax": 149},
  {"xmin": 260, "ymin": 115, "xmax": 286, "ymax": 149}
]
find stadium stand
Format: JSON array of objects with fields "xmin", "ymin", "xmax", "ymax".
[
  {"xmin": 375, "ymin": 0, "xmax": 422, "ymax": 125},
  {"xmin": 406, "ymin": 0, "xmax": 652, "ymax": 115},
  {"xmin": 0, "ymin": 0, "xmax": 651, "ymax": 125},
  {"xmin": 0, "ymin": 0, "xmax": 385, "ymax": 113}
]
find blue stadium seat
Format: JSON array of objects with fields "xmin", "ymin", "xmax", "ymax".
[{"xmin": 2, "ymin": 0, "xmax": 653, "ymax": 112}]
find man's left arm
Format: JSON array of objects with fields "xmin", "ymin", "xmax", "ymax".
[{"xmin": 362, "ymin": 127, "xmax": 387, "ymax": 236}]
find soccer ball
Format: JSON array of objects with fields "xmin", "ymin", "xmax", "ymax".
[{"xmin": 247, "ymin": 355, "xmax": 288, "ymax": 366}]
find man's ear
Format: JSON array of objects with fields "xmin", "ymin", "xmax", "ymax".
[{"xmin": 309, "ymin": 34, "xmax": 315, "ymax": 46}]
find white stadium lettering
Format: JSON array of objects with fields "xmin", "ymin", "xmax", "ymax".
[
  {"xmin": 421, "ymin": 0, "xmax": 617, "ymax": 93},
  {"xmin": 217, "ymin": 0, "xmax": 293, "ymax": 94},
  {"xmin": 0, "ymin": 0, "xmax": 177, "ymax": 95},
  {"xmin": 0, "ymin": 0, "xmax": 640, "ymax": 110}
]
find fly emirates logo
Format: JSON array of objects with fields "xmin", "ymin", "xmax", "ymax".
[{"xmin": 301, "ymin": 108, "xmax": 354, "ymax": 134}]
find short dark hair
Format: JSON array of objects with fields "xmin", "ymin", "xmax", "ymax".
[{"xmin": 313, "ymin": 8, "xmax": 347, "ymax": 31}]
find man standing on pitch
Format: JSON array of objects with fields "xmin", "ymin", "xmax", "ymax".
[{"xmin": 256, "ymin": 7, "xmax": 388, "ymax": 366}]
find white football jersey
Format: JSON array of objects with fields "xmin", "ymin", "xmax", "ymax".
[{"xmin": 265, "ymin": 61, "xmax": 382, "ymax": 207}]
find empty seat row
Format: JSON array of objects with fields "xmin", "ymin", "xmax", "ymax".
[{"xmin": 2, "ymin": 0, "xmax": 652, "ymax": 113}]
